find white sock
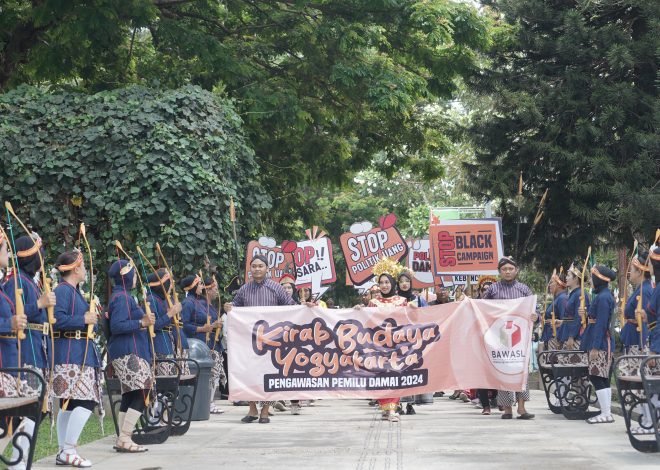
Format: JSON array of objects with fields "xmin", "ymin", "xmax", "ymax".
[
  {"xmin": 640, "ymin": 403, "xmax": 652, "ymax": 427},
  {"xmin": 11, "ymin": 418, "xmax": 35, "ymax": 463},
  {"xmin": 210, "ymin": 384, "xmax": 219, "ymax": 407},
  {"xmin": 595, "ymin": 389, "xmax": 607, "ymax": 415},
  {"xmin": 63, "ymin": 407, "xmax": 92, "ymax": 455},
  {"xmin": 57, "ymin": 410, "xmax": 72, "ymax": 451},
  {"xmin": 596, "ymin": 388, "xmax": 612, "ymax": 416}
]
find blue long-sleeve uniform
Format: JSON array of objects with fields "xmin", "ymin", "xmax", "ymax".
[
  {"xmin": 107, "ymin": 285, "xmax": 152, "ymax": 362},
  {"xmin": 580, "ymin": 285, "xmax": 615, "ymax": 352},
  {"xmin": 647, "ymin": 283, "xmax": 660, "ymax": 354},
  {"xmin": 541, "ymin": 291, "xmax": 567, "ymax": 342},
  {"xmin": 0, "ymin": 286, "xmax": 19, "ymax": 371},
  {"xmin": 557, "ymin": 288, "xmax": 588, "ymax": 343},
  {"xmin": 147, "ymin": 292, "xmax": 175, "ymax": 356},
  {"xmin": 53, "ymin": 281, "xmax": 100, "ymax": 367},
  {"xmin": 200, "ymin": 298, "xmax": 223, "ymax": 352},
  {"xmin": 181, "ymin": 294, "xmax": 212, "ymax": 345},
  {"xmin": 5, "ymin": 273, "xmax": 48, "ymax": 368},
  {"xmin": 621, "ymin": 281, "xmax": 653, "ymax": 348},
  {"xmin": 619, "ymin": 280, "xmax": 652, "ymax": 349}
]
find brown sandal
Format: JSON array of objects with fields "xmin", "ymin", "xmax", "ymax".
[{"xmin": 114, "ymin": 441, "xmax": 148, "ymax": 453}]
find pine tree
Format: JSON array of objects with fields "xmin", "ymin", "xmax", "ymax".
[{"xmin": 467, "ymin": 0, "xmax": 659, "ymax": 268}]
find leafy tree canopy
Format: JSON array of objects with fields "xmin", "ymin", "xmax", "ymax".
[
  {"xmin": 1, "ymin": 0, "xmax": 491, "ymax": 234},
  {"xmin": 466, "ymin": 0, "xmax": 659, "ymax": 269}
]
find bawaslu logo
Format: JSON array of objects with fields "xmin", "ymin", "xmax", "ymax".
[{"xmin": 483, "ymin": 317, "xmax": 528, "ymax": 375}]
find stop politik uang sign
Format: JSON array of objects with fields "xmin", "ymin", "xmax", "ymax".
[
  {"xmin": 340, "ymin": 213, "xmax": 409, "ymax": 286},
  {"xmin": 429, "ymin": 218, "xmax": 504, "ymax": 276}
]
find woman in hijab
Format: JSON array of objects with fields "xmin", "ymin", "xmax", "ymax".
[
  {"xmin": 397, "ymin": 271, "xmax": 428, "ymax": 308},
  {"xmin": 368, "ymin": 271, "xmax": 408, "ymax": 422}
]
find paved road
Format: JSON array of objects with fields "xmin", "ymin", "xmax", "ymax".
[{"xmin": 34, "ymin": 391, "xmax": 658, "ymax": 469}]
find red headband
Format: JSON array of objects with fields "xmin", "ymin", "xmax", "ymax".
[
  {"xmin": 631, "ymin": 256, "xmax": 650, "ymax": 272},
  {"xmin": 17, "ymin": 237, "xmax": 41, "ymax": 258},
  {"xmin": 203, "ymin": 279, "xmax": 217, "ymax": 290},
  {"xmin": 148, "ymin": 271, "xmax": 171, "ymax": 287},
  {"xmin": 591, "ymin": 266, "xmax": 611, "ymax": 282},
  {"xmin": 551, "ymin": 273, "xmax": 567, "ymax": 288},
  {"xmin": 183, "ymin": 276, "xmax": 200, "ymax": 291},
  {"xmin": 57, "ymin": 251, "xmax": 83, "ymax": 272}
]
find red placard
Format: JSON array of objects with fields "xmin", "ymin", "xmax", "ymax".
[
  {"xmin": 339, "ymin": 214, "xmax": 409, "ymax": 286},
  {"xmin": 429, "ymin": 219, "xmax": 504, "ymax": 276},
  {"xmin": 244, "ymin": 238, "xmax": 294, "ymax": 283}
]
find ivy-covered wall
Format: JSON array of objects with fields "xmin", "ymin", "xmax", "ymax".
[{"xmin": 0, "ymin": 85, "xmax": 269, "ymax": 294}]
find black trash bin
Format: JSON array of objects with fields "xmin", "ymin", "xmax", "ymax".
[{"xmin": 186, "ymin": 339, "xmax": 215, "ymax": 421}]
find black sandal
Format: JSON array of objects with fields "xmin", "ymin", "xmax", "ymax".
[
  {"xmin": 501, "ymin": 413, "xmax": 513, "ymax": 419},
  {"xmin": 406, "ymin": 404, "xmax": 416, "ymax": 415},
  {"xmin": 241, "ymin": 415, "xmax": 259, "ymax": 423}
]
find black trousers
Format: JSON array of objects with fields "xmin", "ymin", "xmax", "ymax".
[
  {"xmin": 220, "ymin": 350, "xmax": 229, "ymax": 397},
  {"xmin": 477, "ymin": 389, "xmax": 497, "ymax": 408}
]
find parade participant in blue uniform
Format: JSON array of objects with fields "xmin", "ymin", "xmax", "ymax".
[
  {"xmin": 146, "ymin": 269, "xmax": 182, "ymax": 377},
  {"xmin": 180, "ymin": 275, "xmax": 208, "ymax": 343},
  {"xmin": 180, "ymin": 275, "xmax": 222, "ymax": 414},
  {"xmin": 0, "ymin": 230, "xmax": 28, "ymax": 468},
  {"xmin": 580, "ymin": 264, "xmax": 616, "ymax": 424},
  {"xmin": 540, "ymin": 271, "xmax": 567, "ymax": 351},
  {"xmin": 648, "ymin": 244, "xmax": 660, "ymax": 357},
  {"xmin": 202, "ymin": 277, "xmax": 226, "ymax": 414},
  {"xmin": 620, "ymin": 251, "xmax": 652, "ymax": 359},
  {"xmin": 5, "ymin": 236, "xmax": 56, "ymax": 393},
  {"xmin": 558, "ymin": 263, "xmax": 589, "ymax": 355},
  {"xmin": 52, "ymin": 250, "xmax": 101, "ymax": 467},
  {"xmin": 3, "ymin": 235, "xmax": 56, "ymax": 470},
  {"xmin": 0, "ymin": 229, "xmax": 27, "ymax": 396},
  {"xmin": 107, "ymin": 259, "xmax": 155, "ymax": 453}
]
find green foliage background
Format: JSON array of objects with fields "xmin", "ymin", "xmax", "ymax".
[
  {"xmin": 466, "ymin": 0, "xmax": 660, "ymax": 269},
  {"xmin": 0, "ymin": 85, "xmax": 267, "ymax": 291}
]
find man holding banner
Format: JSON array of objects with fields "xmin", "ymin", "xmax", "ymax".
[
  {"xmin": 483, "ymin": 257, "xmax": 537, "ymax": 420},
  {"xmin": 224, "ymin": 254, "xmax": 296, "ymax": 424}
]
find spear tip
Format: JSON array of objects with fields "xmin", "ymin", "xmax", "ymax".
[
  {"xmin": 4, "ymin": 201, "xmax": 14, "ymax": 213},
  {"xmin": 114, "ymin": 240, "xmax": 123, "ymax": 250},
  {"xmin": 80, "ymin": 222, "xmax": 86, "ymax": 237}
]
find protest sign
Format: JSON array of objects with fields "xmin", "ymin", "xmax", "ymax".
[
  {"xmin": 228, "ymin": 296, "xmax": 535, "ymax": 400},
  {"xmin": 291, "ymin": 226, "xmax": 337, "ymax": 297},
  {"xmin": 244, "ymin": 237, "xmax": 293, "ymax": 282},
  {"xmin": 405, "ymin": 239, "xmax": 434, "ymax": 288},
  {"xmin": 429, "ymin": 219, "xmax": 504, "ymax": 276},
  {"xmin": 339, "ymin": 214, "xmax": 408, "ymax": 286}
]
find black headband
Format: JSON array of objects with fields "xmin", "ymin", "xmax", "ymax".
[
  {"xmin": 498, "ymin": 257, "xmax": 517, "ymax": 269},
  {"xmin": 251, "ymin": 254, "xmax": 268, "ymax": 266}
]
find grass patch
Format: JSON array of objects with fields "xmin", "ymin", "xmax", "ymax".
[{"xmin": 3, "ymin": 414, "xmax": 114, "ymax": 463}]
